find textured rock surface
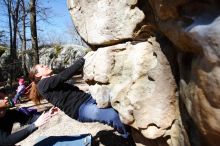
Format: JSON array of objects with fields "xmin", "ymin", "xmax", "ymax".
[
  {"xmin": 84, "ymin": 38, "xmax": 180, "ymax": 144},
  {"xmin": 146, "ymin": 0, "xmax": 220, "ymax": 145},
  {"xmin": 66, "ymin": 0, "xmax": 220, "ymax": 146},
  {"xmin": 67, "ymin": 0, "xmax": 144, "ymax": 45},
  {"xmin": 67, "ymin": 0, "xmax": 189, "ymax": 145}
]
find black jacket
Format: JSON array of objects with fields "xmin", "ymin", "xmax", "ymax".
[
  {"xmin": 0, "ymin": 110, "xmax": 39, "ymax": 146},
  {"xmin": 37, "ymin": 58, "xmax": 90, "ymax": 119}
]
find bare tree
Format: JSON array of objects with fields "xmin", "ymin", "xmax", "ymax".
[
  {"xmin": 1, "ymin": 0, "xmax": 21, "ymax": 85},
  {"xmin": 30, "ymin": 0, "xmax": 39, "ymax": 65},
  {"xmin": 16, "ymin": 0, "xmax": 52, "ymax": 68},
  {"xmin": 2, "ymin": 0, "xmax": 55, "ymax": 69},
  {"xmin": 11, "ymin": 0, "xmax": 20, "ymax": 59},
  {"xmin": 66, "ymin": 22, "xmax": 83, "ymax": 45},
  {"xmin": 17, "ymin": 0, "xmax": 28, "ymax": 76},
  {"xmin": 2, "ymin": 0, "xmax": 13, "ymax": 59},
  {"xmin": 65, "ymin": 22, "xmax": 88, "ymax": 47},
  {"xmin": 2, "ymin": 0, "xmax": 21, "ymax": 60}
]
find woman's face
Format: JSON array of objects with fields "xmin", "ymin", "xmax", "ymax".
[{"xmin": 35, "ymin": 64, "xmax": 53, "ymax": 78}]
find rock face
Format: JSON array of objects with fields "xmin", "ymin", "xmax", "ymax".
[
  {"xmin": 67, "ymin": 0, "xmax": 220, "ymax": 146},
  {"xmin": 82, "ymin": 37, "xmax": 186, "ymax": 145},
  {"xmin": 67, "ymin": 0, "xmax": 187, "ymax": 146},
  {"xmin": 0, "ymin": 49, "xmax": 10, "ymax": 68},
  {"xmin": 147, "ymin": 0, "xmax": 220, "ymax": 145},
  {"xmin": 67, "ymin": 0, "xmax": 144, "ymax": 45},
  {"xmin": 84, "ymin": 38, "xmax": 178, "ymax": 142}
]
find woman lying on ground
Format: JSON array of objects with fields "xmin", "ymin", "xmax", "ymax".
[
  {"xmin": 29, "ymin": 56, "xmax": 130, "ymax": 139},
  {"xmin": 0, "ymin": 90, "xmax": 58, "ymax": 145}
]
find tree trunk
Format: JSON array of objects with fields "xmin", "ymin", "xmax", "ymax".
[
  {"xmin": 21, "ymin": 0, "xmax": 28, "ymax": 77},
  {"xmin": 4, "ymin": 0, "xmax": 13, "ymax": 59},
  {"xmin": 4, "ymin": 0, "xmax": 17, "ymax": 86},
  {"xmin": 11, "ymin": 0, "xmax": 20, "ymax": 60},
  {"xmin": 30, "ymin": 0, "xmax": 39, "ymax": 65}
]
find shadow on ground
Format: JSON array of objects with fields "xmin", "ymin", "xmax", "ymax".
[
  {"xmin": 33, "ymin": 130, "xmax": 134, "ymax": 146},
  {"xmin": 93, "ymin": 130, "xmax": 134, "ymax": 146}
]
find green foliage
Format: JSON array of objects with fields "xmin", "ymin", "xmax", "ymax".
[
  {"xmin": 63, "ymin": 57, "xmax": 69, "ymax": 65},
  {"xmin": 54, "ymin": 44, "xmax": 63, "ymax": 57},
  {"xmin": 0, "ymin": 45, "xmax": 7, "ymax": 57}
]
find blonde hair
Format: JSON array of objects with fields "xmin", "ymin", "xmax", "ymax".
[{"xmin": 29, "ymin": 66, "xmax": 42, "ymax": 104}]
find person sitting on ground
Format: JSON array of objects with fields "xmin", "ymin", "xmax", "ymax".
[
  {"xmin": 0, "ymin": 90, "xmax": 59, "ymax": 145},
  {"xmin": 29, "ymin": 56, "xmax": 130, "ymax": 139},
  {"xmin": 13, "ymin": 78, "xmax": 26, "ymax": 104}
]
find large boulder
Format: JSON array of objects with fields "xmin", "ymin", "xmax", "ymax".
[
  {"xmin": 67, "ymin": 0, "xmax": 220, "ymax": 145},
  {"xmin": 84, "ymin": 37, "xmax": 184, "ymax": 145},
  {"xmin": 67, "ymin": 0, "xmax": 144, "ymax": 45}
]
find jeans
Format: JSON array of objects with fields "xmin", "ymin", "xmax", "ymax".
[
  {"xmin": 78, "ymin": 97, "xmax": 129, "ymax": 139},
  {"xmin": 13, "ymin": 91, "xmax": 23, "ymax": 103},
  {"xmin": 34, "ymin": 134, "xmax": 92, "ymax": 146}
]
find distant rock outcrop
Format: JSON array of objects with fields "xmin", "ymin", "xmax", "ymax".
[{"xmin": 39, "ymin": 44, "xmax": 89, "ymax": 70}]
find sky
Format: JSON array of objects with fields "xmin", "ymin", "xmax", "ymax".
[
  {"xmin": 37, "ymin": 0, "xmax": 74, "ymax": 44},
  {"xmin": 40, "ymin": 0, "xmax": 71, "ymax": 31},
  {"xmin": 0, "ymin": 0, "xmax": 77, "ymax": 45}
]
